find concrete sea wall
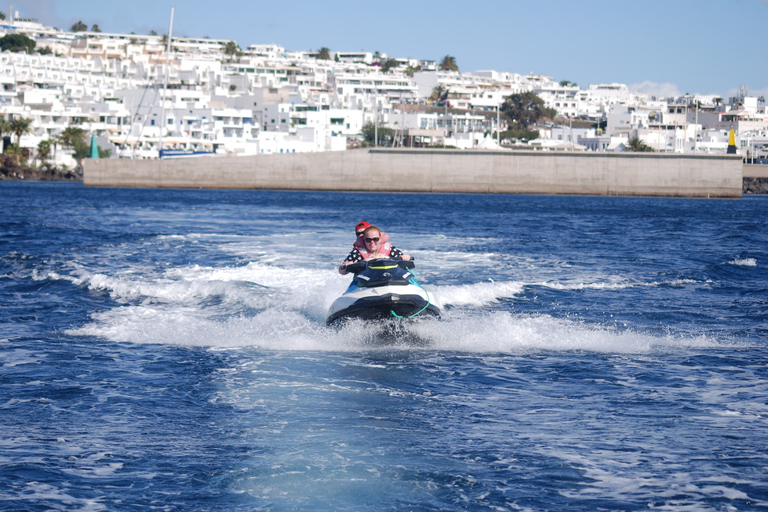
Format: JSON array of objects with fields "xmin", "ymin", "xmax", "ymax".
[{"xmin": 83, "ymin": 149, "xmax": 744, "ymax": 198}]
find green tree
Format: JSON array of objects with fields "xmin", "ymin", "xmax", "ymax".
[
  {"xmin": 317, "ymin": 47, "xmax": 331, "ymax": 60},
  {"xmin": 380, "ymin": 58, "xmax": 398, "ymax": 73},
  {"xmin": 0, "ymin": 117, "xmax": 11, "ymax": 149},
  {"xmin": 58, "ymin": 126, "xmax": 87, "ymax": 153},
  {"xmin": 72, "ymin": 137, "xmax": 90, "ymax": 170},
  {"xmin": 627, "ymin": 136, "xmax": 653, "ymax": 152},
  {"xmin": 91, "ymin": 24, "xmax": 101, "ymax": 32},
  {"xmin": 500, "ymin": 92, "xmax": 557, "ymax": 129},
  {"xmin": 71, "ymin": 20, "xmax": 88, "ymax": 32},
  {"xmin": 498, "ymin": 129, "xmax": 540, "ymax": 141},
  {"xmin": 10, "ymin": 117, "xmax": 33, "ymax": 146},
  {"xmin": 4, "ymin": 143, "xmax": 29, "ymax": 165},
  {"xmin": 0, "ymin": 12, "xmax": 5, "ymax": 20},
  {"xmin": 0, "ymin": 34, "xmax": 36, "ymax": 53},
  {"xmin": 430, "ymin": 85, "xmax": 448, "ymax": 103},
  {"xmin": 37, "ymin": 139, "xmax": 52, "ymax": 166},
  {"xmin": 713, "ymin": 97, "xmax": 723, "ymax": 106},
  {"xmin": 404, "ymin": 64, "xmax": 420, "ymax": 77},
  {"xmin": 361, "ymin": 121, "xmax": 394, "ymax": 146},
  {"xmin": 223, "ymin": 41, "xmax": 239, "ymax": 61},
  {"xmin": 439, "ymin": 55, "xmax": 458, "ymax": 72}
]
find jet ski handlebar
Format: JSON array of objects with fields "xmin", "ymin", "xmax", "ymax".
[{"xmin": 344, "ymin": 258, "xmax": 415, "ymax": 275}]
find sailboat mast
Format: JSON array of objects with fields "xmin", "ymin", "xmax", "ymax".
[{"xmin": 159, "ymin": 6, "xmax": 175, "ymax": 158}]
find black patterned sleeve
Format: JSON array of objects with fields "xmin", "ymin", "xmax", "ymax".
[
  {"xmin": 389, "ymin": 246, "xmax": 404, "ymax": 259},
  {"xmin": 344, "ymin": 248, "xmax": 363, "ymax": 263}
]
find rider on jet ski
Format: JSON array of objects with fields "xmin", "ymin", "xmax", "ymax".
[{"xmin": 339, "ymin": 224, "xmax": 411, "ymax": 274}]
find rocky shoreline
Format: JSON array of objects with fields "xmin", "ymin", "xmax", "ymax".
[
  {"xmin": 743, "ymin": 177, "xmax": 768, "ymax": 194},
  {"xmin": 0, "ymin": 155, "xmax": 82, "ymax": 182}
]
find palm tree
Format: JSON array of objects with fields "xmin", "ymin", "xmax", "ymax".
[
  {"xmin": 627, "ymin": 136, "xmax": 653, "ymax": 152},
  {"xmin": 37, "ymin": 139, "xmax": 52, "ymax": 166},
  {"xmin": 404, "ymin": 64, "xmax": 421, "ymax": 77},
  {"xmin": 0, "ymin": 117, "xmax": 10, "ymax": 152},
  {"xmin": 57, "ymin": 126, "xmax": 86, "ymax": 167},
  {"xmin": 58, "ymin": 126, "xmax": 86, "ymax": 149},
  {"xmin": 72, "ymin": 138, "xmax": 90, "ymax": 172},
  {"xmin": 223, "ymin": 41, "xmax": 239, "ymax": 62},
  {"xmin": 317, "ymin": 47, "xmax": 331, "ymax": 60},
  {"xmin": 430, "ymin": 85, "xmax": 448, "ymax": 103},
  {"xmin": 439, "ymin": 55, "xmax": 458, "ymax": 72},
  {"xmin": 10, "ymin": 117, "xmax": 33, "ymax": 146},
  {"xmin": 713, "ymin": 97, "xmax": 724, "ymax": 106}
]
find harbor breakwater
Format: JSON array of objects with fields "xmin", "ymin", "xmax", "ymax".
[
  {"xmin": 743, "ymin": 164, "xmax": 768, "ymax": 194},
  {"xmin": 83, "ymin": 149, "xmax": 744, "ymax": 198}
]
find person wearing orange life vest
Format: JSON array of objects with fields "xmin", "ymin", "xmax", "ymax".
[
  {"xmin": 339, "ymin": 225, "xmax": 410, "ymax": 275},
  {"xmin": 353, "ymin": 221, "xmax": 388, "ymax": 253}
]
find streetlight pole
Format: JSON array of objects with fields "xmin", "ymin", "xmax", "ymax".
[
  {"xmin": 694, "ymin": 101, "xmax": 699, "ymax": 154},
  {"xmin": 443, "ymin": 102, "xmax": 447, "ymax": 149},
  {"xmin": 496, "ymin": 97, "xmax": 500, "ymax": 148}
]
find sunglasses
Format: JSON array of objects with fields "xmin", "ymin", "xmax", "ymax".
[{"xmin": 364, "ymin": 237, "xmax": 380, "ymax": 243}]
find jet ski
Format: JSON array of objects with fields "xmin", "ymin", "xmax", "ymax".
[{"xmin": 326, "ymin": 258, "xmax": 441, "ymax": 326}]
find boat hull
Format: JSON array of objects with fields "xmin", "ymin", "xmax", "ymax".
[
  {"xmin": 326, "ymin": 259, "xmax": 440, "ymax": 326},
  {"xmin": 326, "ymin": 284, "xmax": 440, "ymax": 326}
]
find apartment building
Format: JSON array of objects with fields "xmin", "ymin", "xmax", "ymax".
[{"xmin": 1, "ymin": 11, "xmax": 763, "ymax": 159}]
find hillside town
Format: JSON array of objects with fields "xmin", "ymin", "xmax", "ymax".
[{"xmin": 1, "ymin": 10, "xmax": 767, "ymax": 173}]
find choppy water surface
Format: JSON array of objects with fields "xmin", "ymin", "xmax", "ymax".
[{"xmin": 1, "ymin": 182, "xmax": 767, "ymax": 511}]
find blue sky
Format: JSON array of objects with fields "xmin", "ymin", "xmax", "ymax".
[{"xmin": 13, "ymin": 0, "xmax": 768, "ymax": 98}]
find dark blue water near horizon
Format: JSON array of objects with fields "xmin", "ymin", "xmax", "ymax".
[{"xmin": 1, "ymin": 182, "xmax": 767, "ymax": 511}]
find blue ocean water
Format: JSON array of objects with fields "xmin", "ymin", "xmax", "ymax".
[{"xmin": 1, "ymin": 182, "xmax": 767, "ymax": 511}]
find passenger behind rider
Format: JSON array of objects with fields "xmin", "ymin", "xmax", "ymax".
[
  {"xmin": 353, "ymin": 221, "xmax": 388, "ymax": 250},
  {"xmin": 354, "ymin": 221, "xmax": 370, "ymax": 239},
  {"xmin": 339, "ymin": 225, "xmax": 410, "ymax": 274}
]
